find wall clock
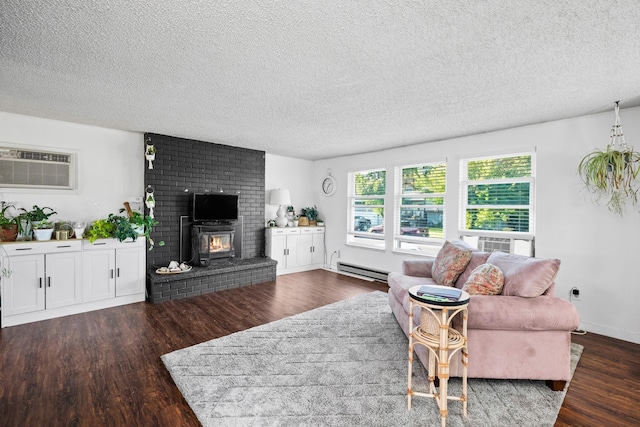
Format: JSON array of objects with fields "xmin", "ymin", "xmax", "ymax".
[{"xmin": 321, "ymin": 175, "xmax": 337, "ymax": 196}]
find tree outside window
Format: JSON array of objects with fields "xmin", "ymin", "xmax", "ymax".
[
  {"xmin": 461, "ymin": 154, "xmax": 534, "ymax": 234},
  {"xmin": 348, "ymin": 169, "xmax": 386, "ymax": 248},
  {"xmin": 394, "ymin": 162, "xmax": 446, "ymax": 255}
]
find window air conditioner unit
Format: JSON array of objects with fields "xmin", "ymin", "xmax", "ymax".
[
  {"xmin": 460, "ymin": 234, "xmax": 534, "ymax": 257},
  {"xmin": 0, "ymin": 146, "xmax": 76, "ymax": 190}
]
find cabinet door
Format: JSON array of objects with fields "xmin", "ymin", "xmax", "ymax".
[
  {"xmin": 269, "ymin": 234, "xmax": 287, "ymax": 267},
  {"xmin": 45, "ymin": 252, "xmax": 82, "ymax": 309},
  {"xmin": 311, "ymin": 233, "xmax": 325, "ymax": 266},
  {"xmin": 115, "ymin": 246, "xmax": 145, "ymax": 297},
  {"xmin": 285, "ymin": 234, "xmax": 300, "ymax": 269},
  {"xmin": 1, "ymin": 254, "xmax": 45, "ymax": 316},
  {"xmin": 82, "ymin": 250, "xmax": 116, "ymax": 302},
  {"xmin": 298, "ymin": 233, "xmax": 314, "ymax": 267}
]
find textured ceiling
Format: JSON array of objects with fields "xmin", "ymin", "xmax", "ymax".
[{"xmin": 1, "ymin": 1, "xmax": 640, "ymax": 160}]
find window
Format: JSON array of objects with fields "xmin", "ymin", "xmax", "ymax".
[
  {"xmin": 347, "ymin": 168, "xmax": 386, "ymax": 249},
  {"xmin": 394, "ymin": 162, "xmax": 446, "ymax": 256},
  {"xmin": 460, "ymin": 152, "xmax": 535, "ymax": 237}
]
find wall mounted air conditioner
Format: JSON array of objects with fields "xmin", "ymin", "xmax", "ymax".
[
  {"xmin": 0, "ymin": 146, "xmax": 76, "ymax": 190},
  {"xmin": 460, "ymin": 234, "xmax": 534, "ymax": 257}
]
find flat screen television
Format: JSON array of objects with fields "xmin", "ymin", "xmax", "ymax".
[{"xmin": 192, "ymin": 193, "xmax": 239, "ymax": 223}]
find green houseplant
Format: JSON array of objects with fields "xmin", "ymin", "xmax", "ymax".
[
  {"xmin": 578, "ymin": 146, "xmax": 640, "ymax": 215},
  {"xmin": 20, "ymin": 205, "xmax": 57, "ymax": 240},
  {"xmin": 84, "ymin": 219, "xmax": 116, "ymax": 243},
  {"xmin": 118, "ymin": 209, "xmax": 164, "ymax": 250},
  {"xmin": 578, "ymin": 102, "xmax": 640, "ymax": 215},
  {"xmin": 301, "ymin": 205, "xmax": 319, "ymax": 226},
  {"xmin": 0, "ymin": 204, "xmax": 20, "ymax": 241}
]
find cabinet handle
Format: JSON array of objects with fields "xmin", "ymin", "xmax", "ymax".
[
  {"xmin": 47, "ymin": 277, "xmax": 51, "ymax": 287},
  {"xmin": 117, "ymin": 268, "xmax": 120, "ymax": 278},
  {"xmin": 94, "ymin": 242, "xmax": 106, "ymax": 246},
  {"xmin": 39, "ymin": 277, "xmax": 43, "ymax": 288},
  {"xmin": 56, "ymin": 245, "xmax": 72, "ymax": 248},
  {"xmin": 110, "ymin": 269, "xmax": 114, "ymax": 279},
  {"xmin": 16, "ymin": 247, "xmax": 33, "ymax": 251}
]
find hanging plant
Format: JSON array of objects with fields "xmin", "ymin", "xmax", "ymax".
[{"xmin": 578, "ymin": 102, "xmax": 640, "ymax": 215}]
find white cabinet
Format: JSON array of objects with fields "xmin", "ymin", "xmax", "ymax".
[
  {"xmin": 299, "ymin": 227, "xmax": 325, "ymax": 267},
  {"xmin": 82, "ymin": 238, "xmax": 146, "ymax": 301},
  {"xmin": 265, "ymin": 228, "xmax": 300, "ymax": 272},
  {"xmin": 1, "ymin": 238, "xmax": 146, "ymax": 328},
  {"xmin": 1, "ymin": 241, "xmax": 82, "ymax": 322},
  {"xmin": 266, "ymin": 227, "xmax": 325, "ymax": 275}
]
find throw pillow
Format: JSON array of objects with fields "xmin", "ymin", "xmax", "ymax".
[
  {"xmin": 486, "ymin": 251, "xmax": 561, "ymax": 297},
  {"xmin": 462, "ymin": 263, "xmax": 504, "ymax": 295},
  {"xmin": 432, "ymin": 240, "xmax": 473, "ymax": 287}
]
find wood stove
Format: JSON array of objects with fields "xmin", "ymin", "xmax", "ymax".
[{"xmin": 192, "ymin": 224, "xmax": 235, "ymax": 266}]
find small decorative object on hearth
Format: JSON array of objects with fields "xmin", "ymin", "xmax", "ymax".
[
  {"xmin": 145, "ymin": 138, "xmax": 156, "ymax": 169},
  {"xmin": 578, "ymin": 101, "xmax": 640, "ymax": 215}
]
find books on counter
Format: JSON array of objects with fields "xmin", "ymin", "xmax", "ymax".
[{"xmin": 416, "ymin": 285, "xmax": 462, "ymax": 302}]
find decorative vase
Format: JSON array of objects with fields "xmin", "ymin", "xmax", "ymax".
[
  {"xmin": 1, "ymin": 224, "xmax": 18, "ymax": 241},
  {"xmin": 33, "ymin": 228, "xmax": 54, "ymax": 241},
  {"xmin": 17, "ymin": 219, "xmax": 32, "ymax": 241}
]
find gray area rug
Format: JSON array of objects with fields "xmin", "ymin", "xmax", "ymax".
[{"xmin": 162, "ymin": 291, "xmax": 583, "ymax": 426}]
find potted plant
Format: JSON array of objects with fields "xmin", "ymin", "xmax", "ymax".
[
  {"xmin": 20, "ymin": 205, "xmax": 57, "ymax": 241},
  {"xmin": 0, "ymin": 204, "xmax": 20, "ymax": 241},
  {"xmin": 121, "ymin": 209, "xmax": 164, "ymax": 250},
  {"xmin": 84, "ymin": 219, "xmax": 116, "ymax": 243},
  {"xmin": 301, "ymin": 206, "xmax": 319, "ymax": 226},
  {"xmin": 145, "ymin": 139, "xmax": 156, "ymax": 169},
  {"xmin": 578, "ymin": 146, "xmax": 640, "ymax": 215}
]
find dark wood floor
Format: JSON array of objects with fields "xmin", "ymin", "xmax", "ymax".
[{"xmin": 0, "ymin": 269, "xmax": 638, "ymax": 426}]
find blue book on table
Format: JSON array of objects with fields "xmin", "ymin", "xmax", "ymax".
[{"xmin": 417, "ymin": 285, "xmax": 462, "ymax": 300}]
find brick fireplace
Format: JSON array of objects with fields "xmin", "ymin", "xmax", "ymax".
[{"xmin": 144, "ymin": 133, "xmax": 275, "ymax": 303}]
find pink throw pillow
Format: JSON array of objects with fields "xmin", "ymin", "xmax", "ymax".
[
  {"xmin": 432, "ymin": 240, "xmax": 473, "ymax": 287},
  {"xmin": 486, "ymin": 251, "xmax": 560, "ymax": 297},
  {"xmin": 462, "ymin": 263, "xmax": 504, "ymax": 295}
]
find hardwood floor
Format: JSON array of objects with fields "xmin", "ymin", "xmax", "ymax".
[{"xmin": 0, "ymin": 269, "xmax": 638, "ymax": 426}]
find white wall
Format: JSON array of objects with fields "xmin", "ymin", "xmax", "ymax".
[
  {"xmin": 4, "ymin": 109, "xmax": 638, "ymax": 345},
  {"xmin": 313, "ymin": 106, "xmax": 640, "ymax": 345},
  {"xmin": 265, "ymin": 154, "xmax": 315, "ymax": 224},
  {"xmin": 0, "ymin": 111, "xmax": 144, "ymax": 223}
]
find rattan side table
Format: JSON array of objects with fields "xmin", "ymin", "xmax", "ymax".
[{"xmin": 407, "ymin": 285, "xmax": 470, "ymax": 427}]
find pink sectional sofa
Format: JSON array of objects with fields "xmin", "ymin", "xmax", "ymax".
[{"xmin": 388, "ymin": 240, "xmax": 580, "ymax": 390}]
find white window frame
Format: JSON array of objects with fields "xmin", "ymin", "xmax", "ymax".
[
  {"xmin": 459, "ymin": 151, "xmax": 536, "ymax": 240},
  {"xmin": 347, "ymin": 168, "xmax": 386, "ymax": 250},
  {"xmin": 393, "ymin": 161, "xmax": 447, "ymax": 257}
]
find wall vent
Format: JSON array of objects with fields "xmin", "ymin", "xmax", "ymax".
[
  {"xmin": 337, "ymin": 262, "xmax": 389, "ymax": 282},
  {"xmin": 0, "ymin": 146, "xmax": 76, "ymax": 189}
]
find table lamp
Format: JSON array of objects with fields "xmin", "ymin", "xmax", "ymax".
[{"xmin": 270, "ymin": 188, "xmax": 291, "ymax": 227}]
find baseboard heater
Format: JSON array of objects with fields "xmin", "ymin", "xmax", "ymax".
[{"xmin": 337, "ymin": 262, "xmax": 389, "ymax": 282}]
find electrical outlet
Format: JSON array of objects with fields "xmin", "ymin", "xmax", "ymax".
[
  {"xmin": 131, "ymin": 196, "xmax": 143, "ymax": 203},
  {"xmin": 570, "ymin": 287, "xmax": 580, "ymax": 301}
]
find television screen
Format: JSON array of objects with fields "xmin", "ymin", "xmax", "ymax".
[{"xmin": 192, "ymin": 193, "xmax": 239, "ymax": 222}]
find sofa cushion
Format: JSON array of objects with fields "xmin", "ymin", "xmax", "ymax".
[
  {"xmin": 463, "ymin": 263, "xmax": 504, "ymax": 295},
  {"xmin": 432, "ymin": 240, "xmax": 473, "ymax": 286},
  {"xmin": 454, "ymin": 250, "xmax": 490, "ymax": 288},
  {"xmin": 486, "ymin": 251, "xmax": 560, "ymax": 297}
]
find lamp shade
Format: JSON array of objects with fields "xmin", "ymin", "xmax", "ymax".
[{"xmin": 270, "ymin": 188, "xmax": 291, "ymax": 206}]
